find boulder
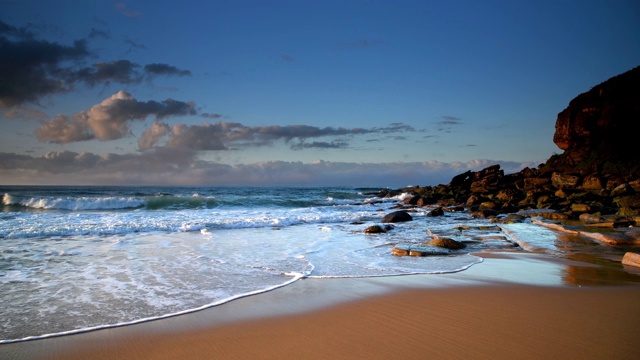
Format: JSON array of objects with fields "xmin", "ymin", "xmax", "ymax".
[
  {"xmin": 381, "ymin": 211, "xmax": 413, "ymax": 223},
  {"xmin": 364, "ymin": 225, "xmax": 391, "ymax": 234},
  {"xmin": 621, "ymin": 252, "xmax": 640, "ymax": 268},
  {"xmin": 427, "ymin": 207, "xmax": 444, "ymax": 217},
  {"xmin": 551, "ymin": 173, "xmax": 580, "ymax": 189},
  {"xmin": 425, "ymin": 237, "xmax": 466, "ymax": 250},
  {"xmin": 610, "ymin": 183, "xmax": 634, "ymax": 197}
]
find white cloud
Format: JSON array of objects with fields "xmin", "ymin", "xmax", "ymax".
[{"xmin": 35, "ymin": 91, "xmax": 196, "ymax": 143}]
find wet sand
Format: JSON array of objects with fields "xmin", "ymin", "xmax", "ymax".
[{"xmin": 2, "ymin": 252, "xmax": 640, "ymax": 360}]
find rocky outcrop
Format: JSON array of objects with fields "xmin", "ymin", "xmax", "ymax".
[
  {"xmin": 549, "ymin": 66, "xmax": 640, "ymax": 176},
  {"xmin": 380, "ymin": 67, "xmax": 640, "ymax": 222}
]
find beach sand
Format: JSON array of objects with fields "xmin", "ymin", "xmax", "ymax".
[{"xmin": 2, "ymin": 252, "xmax": 640, "ymax": 360}]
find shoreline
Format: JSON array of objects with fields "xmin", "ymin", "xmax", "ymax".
[{"xmin": 2, "ymin": 252, "xmax": 640, "ymax": 359}]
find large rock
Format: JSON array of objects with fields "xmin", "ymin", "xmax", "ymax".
[
  {"xmin": 622, "ymin": 252, "xmax": 640, "ymax": 268},
  {"xmin": 381, "ymin": 211, "xmax": 413, "ymax": 223},
  {"xmin": 425, "ymin": 237, "xmax": 466, "ymax": 250},
  {"xmin": 550, "ymin": 66, "xmax": 640, "ymax": 176}
]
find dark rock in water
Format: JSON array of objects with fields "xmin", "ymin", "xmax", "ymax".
[
  {"xmin": 381, "ymin": 211, "xmax": 413, "ymax": 223},
  {"xmin": 363, "ymin": 225, "xmax": 393, "ymax": 233},
  {"xmin": 493, "ymin": 214, "xmax": 526, "ymax": 224},
  {"xmin": 427, "ymin": 207, "xmax": 444, "ymax": 217}
]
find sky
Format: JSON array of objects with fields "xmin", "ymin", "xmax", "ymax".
[{"xmin": 1, "ymin": 0, "xmax": 639, "ymax": 187}]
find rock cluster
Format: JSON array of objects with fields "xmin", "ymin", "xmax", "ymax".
[
  {"xmin": 381, "ymin": 163, "xmax": 640, "ymax": 222},
  {"xmin": 377, "ymin": 66, "xmax": 640, "ymax": 223}
]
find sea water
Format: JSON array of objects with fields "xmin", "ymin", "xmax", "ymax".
[{"xmin": 0, "ymin": 185, "xmax": 632, "ymax": 342}]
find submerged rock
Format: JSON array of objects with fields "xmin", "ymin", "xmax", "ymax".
[
  {"xmin": 363, "ymin": 225, "xmax": 393, "ymax": 234},
  {"xmin": 391, "ymin": 244, "xmax": 450, "ymax": 257}
]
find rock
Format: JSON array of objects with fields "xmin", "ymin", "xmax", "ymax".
[
  {"xmin": 449, "ymin": 170, "xmax": 472, "ymax": 188},
  {"xmin": 364, "ymin": 225, "xmax": 392, "ymax": 234},
  {"xmin": 381, "ymin": 211, "xmax": 413, "ymax": 223},
  {"xmin": 550, "ymin": 66, "xmax": 640, "ymax": 176},
  {"xmin": 479, "ymin": 201, "xmax": 497, "ymax": 210},
  {"xmin": 610, "ymin": 183, "xmax": 634, "ymax": 197},
  {"xmin": 427, "ymin": 207, "xmax": 444, "ymax": 217},
  {"xmin": 614, "ymin": 194, "xmax": 640, "ymax": 208},
  {"xmin": 551, "ymin": 173, "xmax": 580, "ymax": 189},
  {"xmin": 524, "ymin": 177, "xmax": 550, "ymax": 189},
  {"xmin": 571, "ymin": 203, "xmax": 591, "ymax": 213},
  {"xmin": 493, "ymin": 214, "xmax": 526, "ymax": 223},
  {"xmin": 538, "ymin": 212, "xmax": 570, "ymax": 220},
  {"xmin": 391, "ymin": 244, "xmax": 411, "ymax": 256},
  {"xmin": 465, "ymin": 195, "xmax": 481, "ymax": 206},
  {"xmin": 471, "ymin": 209, "xmax": 498, "ymax": 219},
  {"xmin": 495, "ymin": 189, "xmax": 520, "ymax": 202},
  {"xmin": 621, "ymin": 252, "xmax": 640, "ymax": 268},
  {"xmin": 391, "ymin": 244, "xmax": 450, "ymax": 257},
  {"xmin": 425, "ymin": 237, "xmax": 466, "ymax": 250},
  {"xmin": 579, "ymin": 213, "xmax": 606, "ymax": 224}
]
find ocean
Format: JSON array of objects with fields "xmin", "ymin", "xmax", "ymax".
[{"xmin": 0, "ymin": 185, "xmax": 633, "ymax": 342}]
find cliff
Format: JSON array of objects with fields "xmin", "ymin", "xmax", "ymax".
[{"xmin": 547, "ymin": 66, "xmax": 640, "ymax": 177}]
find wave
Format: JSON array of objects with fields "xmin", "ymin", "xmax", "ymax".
[{"xmin": 2, "ymin": 193, "xmax": 144, "ymax": 211}]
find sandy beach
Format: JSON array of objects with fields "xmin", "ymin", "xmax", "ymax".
[{"xmin": 2, "ymin": 252, "xmax": 639, "ymax": 360}]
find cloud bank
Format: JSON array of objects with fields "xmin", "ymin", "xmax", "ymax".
[{"xmin": 0, "ymin": 150, "xmax": 535, "ymax": 187}]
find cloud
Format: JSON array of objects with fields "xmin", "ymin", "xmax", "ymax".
[
  {"xmin": 146, "ymin": 121, "xmax": 415, "ymax": 151},
  {"xmin": 144, "ymin": 63, "xmax": 191, "ymax": 77},
  {"xmin": 0, "ymin": 150, "xmax": 536, "ymax": 186},
  {"xmin": 165, "ymin": 123, "xmax": 228, "ymax": 150},
  {"xmin": 0, "ymin": 21, "xmax": 89, "ymax": 107},
  {"xmin": 435, "ymin": 115, "xmax": 463, "ymax": 132},
  {"xmin": 75, "ymin": 60, "xmax": 142, "ymax": 85},
  {"xmin": 88, "ymin": 28, "xmax": 109, "ymax": 39},
  {"xmin": 138, "ymin": 121, "xmax": 170, "ymax": 151},
  {"xmin": 290, "ymin": 140, "xmax": 349, "ymax": 150},
  {"xmin": 200, "ymin": 113, "xmax": 222, "ymax": 119},
  {"xmin": 35, "ymin": 91, "xmax": 196, "ymax": 143},
  {"xmin": 124, "ymin": 37, "xmax": 146, "ymax": 50},
  {"xmin": 436, "ymin": 115, "xmax": 462, "ymax": 126},
  {"xmin": 0, "ymin": 21, "xmax": 191, "ymax": 110}
]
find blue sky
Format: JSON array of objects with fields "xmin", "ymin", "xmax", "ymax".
[{"xmin": 1, "ymin": 0, "xmax": 639, "ymax": 186}]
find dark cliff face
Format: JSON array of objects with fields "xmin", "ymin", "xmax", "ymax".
[{"xmin": 548, "ymin": 66, "xmax": 640, "ymax": 177}]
